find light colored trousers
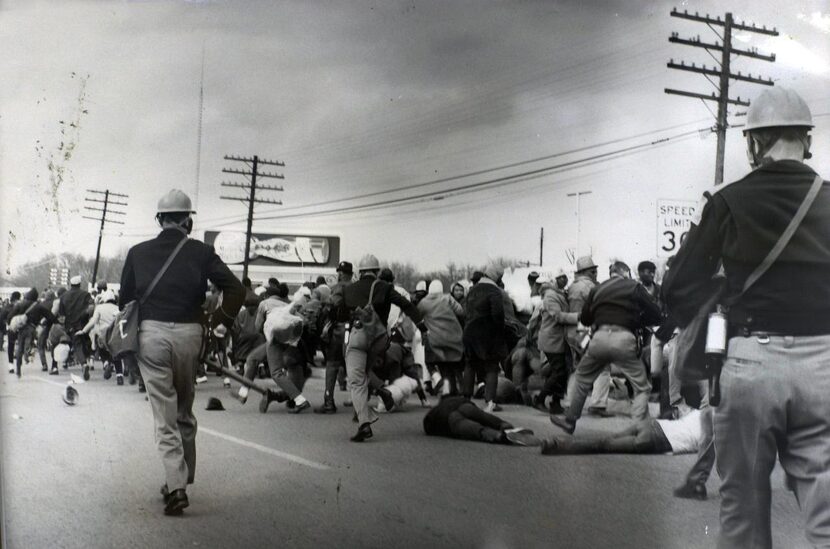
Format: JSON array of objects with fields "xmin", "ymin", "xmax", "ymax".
[
  {"xmin": 715, "ymin": 334, "xmax": 830, "ymax": 549},
  {"xmin": 138, "ymin": 321, "xmax": 202, "ymax": 492},
  {"xmin": 345, "ymin": 334, "xmax": 388, "ymax": 426},
  {"xmin": 566, "ymin": 326, "xmax": 651, "ymax": 421}
]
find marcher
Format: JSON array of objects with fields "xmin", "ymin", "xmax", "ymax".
[
  {"xmin": 417, "ymin": 280, "xmax": 465, "ymax": 396},
  {"xmin": 119, "ymin": 189, "xmax": 244, "ymax": 516},
  {"xmin": 315, "ymin": 261, "xmax": 354, "ymax": 414},
  {"xmin": 551, "ymin": 261, "xmax": 663, "ymax": 433},
  {"xmin": 331, "ymin": 254, "xmax": 426, "ymax": 442},
  {"xmin": 423, "ymin": 395, "xmax": 540, "ymax": 446},
  {"xmin": 462, "ymin": 263, "xmax": 508, "ymax": 413},
  {"xmin": 2, "ymin": 292, "xmax": 21, "ymax": 368},
  {"xmin": 11, "ymin": 288, "xmax": 39, "ymax": 377},
  {"xmin": 533, "ymin": 280, "xmax": 571, "ymax": 414},
  {"xmin": 662, "ymin": 86, "xmax": 829, "ymax": 548},
  {"xmin": 15, "ymin": 289, "xmax": 58, "ymax": 378},
  {"xmin": 77, "ymin": 289, "xmax": 122, "ymax": 383},
  {"xmin": 541, "ymin": 408, "xmax": 703, "ymax": 455},
  {"xmin": 59, "ymin": 276, "xmax": 94, "ymax": 380},
  {"xmin": 35, "ymin": 290, "xmax": 59, "ymax": 372}
]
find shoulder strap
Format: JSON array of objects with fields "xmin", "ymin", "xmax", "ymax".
[
  {"xmin": 366, "ymin": 279, "xmax": 380, "ymax": 307},
  {"xmin": 738, "ymin": 174, "xmax": 824, "ymax": 298},
  {"xmin": 140, "ymin": 237, "xmax": 189, "ymax": 306}
]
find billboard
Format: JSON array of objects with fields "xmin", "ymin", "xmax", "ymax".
[{"xmin": 204, "ymin": 231, "xmax": 340, "ymax": 268}]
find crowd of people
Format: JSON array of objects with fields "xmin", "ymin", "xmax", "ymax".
[{"xmin": 3, "ymin": 85, "xmax": 827, "ymax": 548}]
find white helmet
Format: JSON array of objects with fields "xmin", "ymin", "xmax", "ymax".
[{"xmin": 744, "ymin": 87, "xmax": 813, "ymax": 132}]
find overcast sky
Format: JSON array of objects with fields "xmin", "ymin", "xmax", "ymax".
[{"xmin": 2, "ymin": 0, "xmax": 829, "ymax": 278}]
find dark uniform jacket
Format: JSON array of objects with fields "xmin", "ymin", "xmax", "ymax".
[
  {"xmin": 333, "ymin": 274, "xmax": 422, "ymax": 327},
  {"xmin": 120, "ymin": 228, "xmax": 245, "ymax": 327},
  {"xmin": 463, "ymin": 280, "xmax": 508, "ymax": 362},
  {"xmin": 59, "ymin": 288, "xmax": 93, "ymax": 332},
  {"xmin": 25, "ymin": 302, "xmax": 58, "ymax": 328},
  {"xmin": 663, "ymin": 160, "xmax": 830, "ymax": 335},
  {"xmin": 580, "ymin": 275, "xmax": 663, "ymax": 334}
]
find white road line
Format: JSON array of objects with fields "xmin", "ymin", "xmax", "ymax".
[
  {"xmin": 200, "ymin": 427, "xmax": 331, "ymax": 471},
  {"xmin": 28, "ymin": 376, "xmax": 69, "ymax": 388}
]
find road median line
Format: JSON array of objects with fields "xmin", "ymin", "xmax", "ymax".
[{"xmin": 200, "ymin": 426, "xmax": 331, "ymax": 471}]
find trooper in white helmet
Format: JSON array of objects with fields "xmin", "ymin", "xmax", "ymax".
[
  {"xmin": 663, "ymin": 87, "xmax": 830, "ymax": 548},
  {"xmin": 120, "ymin": 189, "xmax": 245, "ymax": 516},
  {"xmin": 331, "ymin": 253, "xmax": 427, "ymax": 442}
]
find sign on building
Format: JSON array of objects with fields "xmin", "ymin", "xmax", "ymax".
[{"xmin": 656, "ymin": 200, "xmax": 697, "ymax": 258}]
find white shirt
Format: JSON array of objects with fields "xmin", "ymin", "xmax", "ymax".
[{"xmin": 656, "ymin": 409, "xmax": 703, "ymax": 454}]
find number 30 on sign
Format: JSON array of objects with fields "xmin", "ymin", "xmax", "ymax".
[{"xmin": 657, "ymin": 200, "xmax": 697, "ymax": 258}]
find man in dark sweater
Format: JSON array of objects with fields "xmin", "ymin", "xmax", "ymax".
[
  {"xmin": 59, "ymin": 276, "xmax": 94, "ymax": 379},
  {"xmin": 120, "ymin": 189, "xmax": 244, "ymax": 516},
  {"xmin": 551, "ymin": 261, "xmax": 663, "ymax": 433},
  {"xmin": 19, "ymin": 292, "xmax": 59, "ymax": 376},
  {"xmin": 11, "ymin": 288, "xmax": 40, "ymax": 377},
  {"xmin": 1, "ymin": 291, "xmax": 21, "ymax": 366},
  {"xmin": 332, "ymin": 254, "xmax": 425, "ymax": 442}
]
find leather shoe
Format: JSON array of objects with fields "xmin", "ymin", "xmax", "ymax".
[
  {"xmin": 549, "ymin": 414, "xmax": 576, "ymax": 434},
  {"xmin": 673, "ymin": 481, "xmax": 707, "ymax": 501},
  {"xmin": 314, "ymin": 400, "xmax": 337, "ymax": 414},
  {"xmin": 164, "ymin": 488, "xmax": 189, "ymax": 516},
  {"xmin": 350, "ymin": 422, "xmax": 373, "ymax": 442},
  {"xmin": 288, "ymin": 400, "xmax": 311, "ymax": 414}
]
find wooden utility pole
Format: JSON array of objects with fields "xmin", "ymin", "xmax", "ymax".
[
  {"xmin": 83, "ymin": 189, "xmax": 128, "ymax": 285},
  {"xmin": 665, "ymin": 8, "xmax": 778, "ymax": 184},
  {"xmin": 220, "ymin": 155, "xmax": 285, "ymax": 279},
  {"xmin": 539, "ymin": 227, "xmax": 544, "ymax": 266}
]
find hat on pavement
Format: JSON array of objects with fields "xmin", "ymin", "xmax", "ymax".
[
  {"xmin": 205, "ymin": 397, "xmax": 225, "ymax": 411},
  {"xmin": 575, "ymin": 256, "xmax": 597, "ymax": 273},
  {"xmin": 62, "ymin": 385, "xmax": 79, "ymax": 406},
  {"xmin": 70, "ymin": 275, "xmax": 82, "ymax": 286},
  {"xmin": 336, "ymin": 261, "xmax": 353, "ymax": 275}
]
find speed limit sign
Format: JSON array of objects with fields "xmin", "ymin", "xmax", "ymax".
[{"xmin": 657, "ymin": 200, "xmax": 697, "ymax": 258}]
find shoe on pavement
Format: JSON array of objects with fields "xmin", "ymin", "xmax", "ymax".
[
  {"xmin": 550, "ymin": 414, "xmax": 576, "ymax": 434},
  {"xmin": 350, "ymin": 423, "xmax": 373, "ymax": 442},
  {"xmin": 41, "ymin": 365, "xmax": 48, "ymax": 372},
  {"xmin": 484, "ymin": 401, "xmax": 502, "ymax": 413},
  {"xmin": 163, "ymin": 489, "xmax": 189, "ymax": 516},
  {"xmin": 138, "ymin": 383, "xmax": 146, "ymax": 393},
  {"xmin": 50, "ymin": 367, "xmax": 59, "ymax": 376},
  {"xmin": 103, "ymin": 362, "xmax": 113, "ymax": 380},
  {"xmin": 116, "ymin": 374, "xmax": 124, "ymax": 386},
  {"xmin": 587, "ymin": 406, "xmax": 613, "ymax": 418},
  {"xmin": 673, "ymin": 481, "xmax": 707, "ymax": 501},
  {"xmin": 8, "ymin": 368, "xmax": 13, "ymax": 374},
  {"xmin": 377, "ymin": 387, "xmax": 396, "ymax": 413},
  {"xmin": 504, "ymin": 428, "xmax": 541, "ymax": 447},
  {"xmin": 288, "ymin": 400, "xmax": 311, "ymax": 414},
  {"xmin": 314, "ymin": 400, "xmax": 337, "ymax": 414},
  {"xmin": 195, "ymin": 376, "xmax": 208, "ymax": 384},
  {"xmin": 83, "ymin": 365, "xmax": 90, "ymax": 381}
]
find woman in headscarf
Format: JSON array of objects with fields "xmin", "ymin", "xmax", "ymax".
[{"xmin": 417, "ymin": 280, "xmax": 465, "ymax": 396}]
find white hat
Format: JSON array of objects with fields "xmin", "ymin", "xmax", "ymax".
[
  {"xmin": 428, "ymin": 280, "xmax": 444, "ymax": 294},
  {"xmin": 69, "ymin": 275, "xmax": 82, "ymax": 286},
  {"xmin": 415, "ymin": 280, "xmax": 427, "ymax": 292},
  {"xmin": 536, "ymin": 276, "xmax": 550, "ymax": 284},
  {"xmin": 254, "ymin": 286, "xmax": 267, "ymax": 296}
]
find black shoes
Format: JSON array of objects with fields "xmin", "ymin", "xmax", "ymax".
[
  {"xmin": 116, "ymin": 374, "xmax": 124, "ymax": 386},
  {"xmin": 377, "ymin": 388, "xmax": 396, "ymax": 412},
  {"xmin": 673, "ymin": 481, "xmax": 707, "ymax": 501},
  {"xmin": 164, "ymin": 489, "xmax": 189, "ymax": 516},
  {"xmin": 288, "ymin": 400, "xmax": 311, "ymax": 414},
  {"xmin": 103, "ymin": 362, "xmax": 113, "ymax": 380},
  {"xmin": 49, "ymin": 367, "xmax": 59, "ymax": 376},
  {"xmin": 350, "ymin": 422, "xmax": 373, "ymax": 442},
  {"xmin": 550, "ymin": 414, "xmax": 576, "ymax": 434},
  {"xmin": 314, "ymin": 400, "xmax": 337, "ymax": 414}
]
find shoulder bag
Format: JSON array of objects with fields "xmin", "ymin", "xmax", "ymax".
[
  {"xmin": 107, "ymin": 237, "xmax": 189, "ymax": 359},
  {"xmin": 347, "ymin": 280, "xmax": 387, "ymax": 352},
  {"xmin": 674, "ymin": 174, "xmax": 824, "ymax": 384}
]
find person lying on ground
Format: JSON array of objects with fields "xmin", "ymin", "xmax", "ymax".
[{"xmin": 423, "ymin": 395, "xmax": 540, "ymax": 446}]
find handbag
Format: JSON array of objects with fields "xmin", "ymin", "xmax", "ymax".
[
  {"xmin": 107, "ymin": 237, "xmax": 189, "ymax": 359},
  {"xmin": 347, "ymin": 280, "xmax": 387, "ymax": 352},
  {"xmin": 674, "ymin": 174, "xmax": 824, "ymax": 384}
]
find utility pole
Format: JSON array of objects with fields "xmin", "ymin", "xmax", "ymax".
[
  {"xmin": 83, "ymin": 189, "xmax": 128, "ymax": 285},
  {"xmin": 665, "ymin": 8, "xmax": 778, "ymax": 184},
  {"xmin": 220, "ymin": 154, "xmax": 285, "ymax": 279},
  {"xmin": 567, "ymin": 191, "xmax": 592, "ymax": 257},
  {"xmin": 539, "ymin": 227, "xmax": 544, "ymax": 266}
]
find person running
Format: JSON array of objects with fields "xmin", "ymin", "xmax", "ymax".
[{"xmin": 59, "ymin": 276, "xmax": 94, "ymax": 380}]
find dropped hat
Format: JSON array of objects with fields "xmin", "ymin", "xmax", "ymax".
[
  {"xmin": 205, "ymin": 397, "xmax": 225, "ymax": 411},
  {"xmin": 62, "ymin": 385, "xmax": 79, "ymax": 406}
]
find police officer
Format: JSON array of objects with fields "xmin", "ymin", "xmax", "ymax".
[
  {"xmin": 663, "ymin": 87, "xmax": 829, "ymax": 548},
  {"xmin": 551, "ymin": 261, "xmax": 662, "ymax": 434},
  {"xmin": 315, "ymin": 261, "xmax": 354, "ymax": 414},
  {"xmin": 331, "ymin": 254, "xmax": 425, "ymax": 442},
  {"xmin": 119, "ymin": 189, "xmax": 244, "ymax": 516}
]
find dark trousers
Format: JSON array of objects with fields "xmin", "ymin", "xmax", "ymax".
[
  {"xmin": 15, "ymin": 325, "xmax": 36, "ymax": 373},
  {"xmin": 448, "ymin": 402, "xmax": 513, "ymax": 442},
  {"xmin": 323, "ymin": 324, "xmax": 346, "ymax": 400},
  {"xmin": 71, "ymin": 333, "xmax": 90, "ymax": 365},
  {"xmin": 37, "ymin": 324, "xmax": 51, "ymax": 369},
  {"xmin": 265, "ymin": 341, "xmax": 307, "ymax": 400},
  {"xmin": 685, "ymin": 407, "xmax": 715, "ymax": 486},
  {"xmin": 434, "ymin": 361, "xmax": 462, "ymax": 395},
  {"xmin": 6, "ymin": 331, "xmax": 15, "ymax": 364},
  {"xmin": 462, "ymin": 357, "xmax": 499, "ymax": 402},
  {"xmin": 539, "ymin": 352, "xmax": 568, "ymax": 400}
]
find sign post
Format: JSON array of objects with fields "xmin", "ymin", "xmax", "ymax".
[{"xmin": 657, "ymin": 200, "xmax": 697, "ymax": 258}]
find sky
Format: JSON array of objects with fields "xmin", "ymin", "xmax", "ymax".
[{"xmin": 2, "ymin": 0, "xmax": 829, "ymax": 280}]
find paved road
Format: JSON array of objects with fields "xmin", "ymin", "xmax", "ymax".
[{"xmin": 0, "ymin": 361, "xmax": 810, "ymax": 549}]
